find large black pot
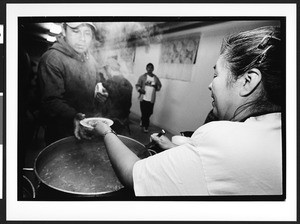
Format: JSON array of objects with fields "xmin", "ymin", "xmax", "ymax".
[{"xmin": 34, "ymin": 135, "xmax": 150, "ymax": 200}]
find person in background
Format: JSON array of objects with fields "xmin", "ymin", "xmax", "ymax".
[
  {"xmin": 135, "ymin": 63, "xmax": 162, "ymax": 133},
  {"xmin": 99, "ymin": 57, "xmax": 133, "ymax": 135},
  {"xmin": 76, "ymin": 26, "xmax": 283, "ymax": 196},
  {"xmin": 38, "ymin": 22, "xmax": 108, "ymax": 145}
]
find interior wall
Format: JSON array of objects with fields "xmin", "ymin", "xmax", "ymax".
[{"xmin": 127, "ymin": 20, "xmax": 280, "ymax": 135}]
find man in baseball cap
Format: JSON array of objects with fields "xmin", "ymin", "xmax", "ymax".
[
  {"xmin": 65, "ymin": 22, "xmax": 97, "ymax": 31},
  {"xmin": 61, "ymin": 22, "xmax": 97, "ymax": 54},
  {"xmin": 38, "ymin": 21, "xmax": 107, "ymax": 145}
]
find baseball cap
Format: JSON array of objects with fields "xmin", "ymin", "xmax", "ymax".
[{"xmin": 66, "ymin": 22, "xmax": 96, "ymax": 30}]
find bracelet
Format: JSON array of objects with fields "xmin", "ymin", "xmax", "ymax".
[{"xmin": 103, "ymin": 129, "xmax": 117, "ymax": 137}]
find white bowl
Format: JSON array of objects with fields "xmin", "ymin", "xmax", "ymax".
[{"xmin": 80, "ymin": 117, "xmax": 114, "ymax": 129}]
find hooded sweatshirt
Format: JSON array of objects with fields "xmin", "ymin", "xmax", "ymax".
[{"xmin": 38, "ymin": 35, "xmax": 102, "ymax": 134}]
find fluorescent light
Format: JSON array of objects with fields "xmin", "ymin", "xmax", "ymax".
[
  {"xmin": 46, "ymin": 35, "xmax": 57, "ymax": 42},
  {"xmin": 49, "ymin": 23, "xmax": 62, "ymax": 34},
  {"xmin": 40, "ymin": 33, "xmax": 56, "ymax": 42}
]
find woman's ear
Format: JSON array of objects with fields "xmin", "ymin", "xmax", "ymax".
[{"xmin": 239, "ymin": 68, "xmax": 262, "ymax": 96}]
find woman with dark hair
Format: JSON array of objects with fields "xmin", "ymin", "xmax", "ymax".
[{"xmin": 77, "ymin": 26, "xmax": 283, "ymax": 196}]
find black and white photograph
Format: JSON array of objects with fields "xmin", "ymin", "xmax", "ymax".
[
  {"xmin": 18, "ymin": 17, "xmax": 285, "ymax": 200},
  {"xmin": 2, "ymin": 2, "xmax": 298, "ymax": 222}
]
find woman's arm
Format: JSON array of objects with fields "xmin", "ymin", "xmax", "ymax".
[
  {"xmin": 93, "ymin": 123, "xmax": 140, "ymax": 188},
  {"xmin": 150, "ymin": 133, "xmax": 177, "ymax": 150}
]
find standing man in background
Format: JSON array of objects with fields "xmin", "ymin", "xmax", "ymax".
[
  {"xmin": 38, "ymin": 22, "xmax": 108, "ymax": 145},
  {"xmin": 135, "ymin": 63, "xmax": 162, "ymax": 133}
]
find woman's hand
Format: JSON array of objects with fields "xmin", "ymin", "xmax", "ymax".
[
  {"xmin": 93, "ymin": 120, "xmax": 112, "ymax": 137},
  {"xmin": 150, "ymin": 133, "xmax": 177, "ymax": 150}
]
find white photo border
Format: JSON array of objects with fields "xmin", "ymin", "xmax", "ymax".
[{"xmin": 6, "ymin": 3, "xmax": 297, "ymax": 221}]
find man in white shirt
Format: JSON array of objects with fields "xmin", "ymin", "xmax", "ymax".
[{"xmin": 135, "ymin": 63, "xmax": 162, "ymax": 132}]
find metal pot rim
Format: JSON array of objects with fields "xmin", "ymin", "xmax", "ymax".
[{"xmin": 33, "ymin": 135, "xmax": 145, "ymax": 196}]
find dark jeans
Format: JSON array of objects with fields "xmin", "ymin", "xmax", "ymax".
[{"xmin": 140, "ymin": 100, "xmax": 154, "ymax": 129}]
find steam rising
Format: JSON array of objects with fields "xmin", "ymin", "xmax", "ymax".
[{"xmin": 91, "ymin": 22, "xmax": 162, "ymax": 78}]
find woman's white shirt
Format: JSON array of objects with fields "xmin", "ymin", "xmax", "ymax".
[{"xmin": 133, "ymin": 113, "xmax": 282, "ymax": 196}]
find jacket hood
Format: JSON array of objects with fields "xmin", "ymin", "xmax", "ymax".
[{"xmin": 49, "ymin": 35, "xmax": 89, "ymax": 62}]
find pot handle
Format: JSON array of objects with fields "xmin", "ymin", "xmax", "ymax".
[
  {"xmin": 22, "ymin": 167, "xmax": 42, "ymax": 186},
  {"xmin": 22, "ymin": 167, "xmax": 34, "ymax": 171}
]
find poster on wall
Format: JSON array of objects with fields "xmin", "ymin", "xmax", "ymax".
[
  {"xmin": 158, "ymin": 34, "xmax": 200, "ymax": 81},
  {"xmin": 160, "ymin": 34, "xmax": 199, "ymax": 64}
]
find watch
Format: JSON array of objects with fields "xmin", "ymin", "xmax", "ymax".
[{"xmin": 103, "ymin": 129, "xmax": 117, "ymax": 137}]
